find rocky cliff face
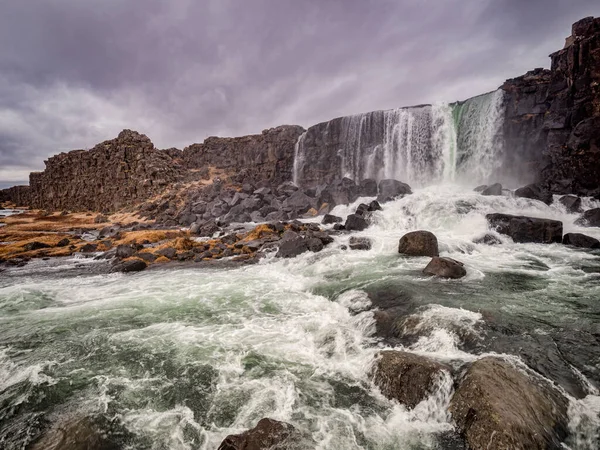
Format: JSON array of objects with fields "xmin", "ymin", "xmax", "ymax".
[
  {"xmin": 502, "ymin": 17, "xmax": 600, "ymax": 196},
  {"xmin": 183, "ymin": 125, "xmax": 305, "ymax": 185},
  {"xmin": 28, "ymin": 130, "xmax": 184, "ymax": 212},
  {"xmin": 0, "ymin": 185, "xmax": 31, "ymax": 207}
]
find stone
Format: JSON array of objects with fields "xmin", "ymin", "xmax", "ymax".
[
  {"xmin": 398, "ymin": 231, "xmax": 439, "ymax": 257},
  {"xmin": 355, "ymin": 203, "xmax": 370, "ymax": 217},
  {"xmin": 372, "ymin": 350, "xmax": 450, "ymax": 409},
  {"xmin": 359, "ymin": 178, "xmax": 378, "ymax": 196},
  {"xmin": 344, "ymin": 214, "xmax": 369, "ymax": 231},
  {"xmin": 276, "ymin": 238, "xmax": 309, "ymax": 258},
  {"xmin": 136, "ymin": 252, "xmax": 158, "ymax": 262},
  {"xmin": 559, "ymin": 195, "xmax": 582, "ymax": 213},
  {"xmin": 317, "ymin": 178, "xmax": 359, "ymax": 207},
  {"xmin": 349, "ymin": 236, "xmax": 372, "ymax": 250},
  {"xmin": 306, "ymin": 237, "xmax": 324, "ymax": 252},
  {"xmin": 322, "ymin": 214, "xmax": 343, "ymax": 224},
  {"xmin": 99, "ymin": 225, "xmax": 121, "ymax": 239},
  {"xmin": 473, "ymin": 233, "xmax": 502, "ymax": 245},
  {"xmin": 473, "ymin": 185, "xmax": 487, "ymax": 193},
  {"xmin": 487, "ymin": 213, "xmax": 563, "ymax": 243},
  {"xmin": 56, "ymin": 238, "xmax": 70, "ymax": 247},
  {"xmin": 217, "ymin": 418, "xmax": 305, "ymax": 450},
  {"xmin": 449, "ymin": 357, "xmax": 568, "ymax": 450},
  {"xmin": 377, "ymin": 179, "xmax": 412, "ymax": 203},
  {"xmin": 116, "ymin": 244, "xmax": 136, "ymax": 259},
  {"xmin": 283, "ymin": 191, "xmax": 315, "ymax": 214},
  {"xmin": 368, "ymin": 200, "xmax": 382, "ymax": 211},
  {"xmin": 481, "ymin": 183, "xmax": 503, "ymax": 196},
  {"xmin": 562, "ymin": 233, "xmax": 600, "ymax": 248},
  {"xmin": 80, "ymin": 243, "xmax": 98, "ymax": 253},
  {"xmin": 575, "ymin": 208, "xmax": 600, "ymax": 227},
  {"xmin": 112, "ymin": 259, "xmax": 147, "ymax": 273},
  {"xmin": 423, "ymin": 257, "xmax": 467, "ymax": 279},
  {"xmin": 514, "ymin": 183, "xmax": 553, "ymax": 205},
  {"xmin": 23, "ymin": 241, "xmax": 51, "ymax": 251},
  {"xmin": 156, "ymin": 247, "xmax": 177, "ymax": 259}
]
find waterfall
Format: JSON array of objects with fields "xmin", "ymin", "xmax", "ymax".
[{"xmin": 294, "ymin": 90, "xmax": 506, "ymax": 187}]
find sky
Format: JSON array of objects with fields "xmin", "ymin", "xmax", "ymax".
[{"xmin": 1, "ymin": 0, "xmax": 600, "ymax": 187}]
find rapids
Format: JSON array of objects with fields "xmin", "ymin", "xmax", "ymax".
[{"xmin": 1, "ymin": 185, "xmax": 600, "ymax": 449}]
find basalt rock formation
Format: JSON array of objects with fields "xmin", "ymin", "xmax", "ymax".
[{"xmin": 0, "ymin": 185, "xmax": 31, "ymax": 206}]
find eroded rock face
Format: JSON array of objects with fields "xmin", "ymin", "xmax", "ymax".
[
  {"xmin": 372, "ymin": 350, "xmax": 450, "ymax": 409},
  {"xmin": 218, "ymin": 418, "xmax": 305, "ymax": 450},
  {"xmin": 398, "ymin": 231, "xmax": 439, "ymax": 257},
  {"xmin": 487, "ymin": 213, "xmax": 563, "ymax": 243},
  {"xmin": 449, "ymin": 357, "xmax": 569, "ymax": 450},
  {"xmin": 423, "ymin": 257, "xmax": 466, "ymax": 279}
]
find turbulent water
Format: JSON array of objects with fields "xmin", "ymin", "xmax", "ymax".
[
  {"xmin": 1, "ymin": 185, "xmax": 600, "ymax": 449},
  {"xmin": 293, "ymin": 90, "xmax": 506, "ymax": 187}
]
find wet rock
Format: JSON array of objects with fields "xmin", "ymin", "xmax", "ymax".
[
  {"xmin": 487, "ymin": 213, "xmax": 563, "ymax": 243},
  {"xmin": 449, "ymin": 357, "xmax": 569, "ymax": 450},
  {"xmin": 218, "ymin": 418, "xmax": 305, "ymax": 450},
  {"xmin": 481, "ymin": 183, "xmax": 502, "ymax": 196},
  {"xmin": 355, "ymin": 203, "xmax": 370, "ymax": 217},
  {"xmin": 112, "ymin": 259, "xmax": 147, "ymax": 273},
  {"xmin": 359, "ymin": 178, "xmax": 378, "ymax": 196},
  {"xmin": 23, "ymin": 241, "xmax": 51, "ymax": 251},
  {"xmin": 575, "ymin": 208, "xmax": 600, "ymax": 227},
  {"xmin": 423, "ymin": 257, "xmax": 466, "ymax": 279},
  {"xmin": 372, "ymin": 350, "xmax": 450, "ymax": 409},
  {"xmin": 318, "ymin": 178, "xmax": 359, "ymax": 207},
  {"xmin": 562, "ymin": 232, "xmax": 600, "ymax": 249},
  {"xmin": 322, "ymin": 214, "xmax": 343, "ymax": 224},
  {"xmin": 56, "ymin": 238, "xmax": 71, "ymax": 247},
  {"xmin": 80, "ymin": 243, "xmax": 98, "ymax": 253},
  {"xmin": 116, "ymin": 244, "xmax": 135, "ymax": 259},
  {"xmin": 377, "ymin": 179, "xmax": 412, "ymax": 203},
  {"xmin": 332, "ymin": 223, "xmax": 345, "ymax": 231},
  {"xmin": 283, "ymin": 191, "xmax": 315, "ymax": 214},
  {"xmin": 99, "ymin": 225, "xmax": 121, "ymax": 239},
  {"xmin": 473, "ymin": 184, "xmax": 487, "ymax": 193},
  {"xmin": 344, "ymin": 214, "xmax": 369, "ymax": 231},
  {"xmin": 398, "ymin": 230, "xmax": 439, "ymax": 257},
  {"xmin": 559, "ymin": 195, "xmax": 582, "ymax": 213},
  {"xmin": 368, "ymin": 200, "xmax": 382, "ymax": 211},
  {"xmin": 135, "ymin": 252, "xmax": 158, "ymax": 262},
  {"xmin": 514, "ymin": 183, "xmax": 553, "ymax": 205},
  {"xmin": 473, "ymin": 233, "xmax": 501, "ymax": 245},
  {"xmin": 306, "ymin": 237, "xmax": 324, "ymax": 252},
  {"xmin": 349, "ymin": 236, "xmax": 372, "ymax": 250},
  {"xmin": 156, "ymin": 247, "xmax": 177, "ymax": 259},
  {"xmin": 276, "ymin": 238, "xmax": 309, "ymax": 258}
]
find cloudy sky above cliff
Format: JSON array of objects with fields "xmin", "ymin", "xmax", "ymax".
[{"xmin": 1, "ymin": 0, "xmax": 600, "ymax": 186}]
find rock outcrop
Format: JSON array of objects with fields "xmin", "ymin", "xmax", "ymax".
[
  {"xmin": 487, "ymin": 213, "xmax": 563, "ymax": 243},
  {"xmin": 449, "ymin": 357, "xmax": 569, "ymax": 450},
  {"xmin": 398, "ymin": 231, "xmax": 439, "ymax": 257},
  {"xmin": 423, "ymin": 257, "xmax": 466, "ymax": 279},
  {"xmin": 0, "ymin": 185, "xmax": 31, "ymax": 206}
]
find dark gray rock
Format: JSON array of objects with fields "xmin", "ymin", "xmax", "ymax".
[
  {"xmin": 487, "ymin": 213, "xmax": 563, "ymax": 243},
  {"xmin": 514, "ymin": 183, "xmax": 553, "ymax": 205},
  {"xmin": 473, "ymin": 234, "xmax": 502, "ymax": 245},
  {"xmin": 23, "ymin": 241, "xmax": 51, "ymax": 251},
  {"xmin": 136, "ymin": 252, "xmax": 158, "ymax": 262},
  {"xmin": 575, "ymin": 208, "xmax": 600, "ymax": 227},
  {"xmin": 368, "ymin": 200, "xmax": 382, "ymax": 211},
  {"xmin": 283, "ymin": 191, "xmax": 315, "ymax": 214},
  {"xmin": 156, "ymin": 247, "xmax": 177, "ymax": 259},
  {"xmin": 322, "ymin": 214, "xmax": 343, "ymax": 224},
  {"xmin": 112, "ymin": 259, "xmax": 147, "ymax": 273},
  {"xmin": 559, "ymin": 195, "xmax": 582, "ymax": 213},
  {"xmin": 474, "ymin": 185, "xmax": 488, "ymax": 193},
  {"xmin": 116, "ymin": 244, "xmax": 135, "ymax": 259},
  {"xmin": 355, "ymin": 203, "xmax": 370, "ymax": 217},
  {"xmin": 217, "ymin": 418, "xmax": 305, "ymax": 450},
  {"xmin": 349, "ymin": 236, "xmax": 372, "ymax": 250},
  {"xmin": 344, "ymin": 214, "xmax": 369, "ymax": 231},
  {"xmin": 306, "ymin": 237, "xmax": 324, "ymax": 252},
  {"xmin": 423, "ymin": 257, "xmax": 467, "ymax": 279},
  {"xmin": 377, "ymin": 179, "xmax": 412, "ymax": 203},
  {"xmin": 318, "ymin": 178, "xmax": 359, "ymax": 207},
  {"xmin": 398, "ymin": 231, "xmax": 439, "ymax": 257},
  {"xmin": 481, "ymin": 183, "xmax": 503, "ymax": 196},
  {"xmin": 276, "ymin": 238, "xmax": 309, "ymax": 258},
  {"xmin": 562, "ymin": 233, "xmax": 600, "ymax": 248},
  {"xmin": 56, "ymin": 238, "xmax": 70, "ymax": 247},
  {"xmin": 99, "ymin": 225, "xmax": 121, "ymax": 238},
  {"xmin": 359, "ymin": 178, "xmax": 378, "ymax": 196}
]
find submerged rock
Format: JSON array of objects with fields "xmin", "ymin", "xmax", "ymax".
[
  {"xmin": 486, "ymin": 213, "xmax": 563, "ymax": 243},
  {"xmin": 398, "ymin": 230, "xmax": 439, "ymax": 257},
  {"xmin": 472, "ymin": 233, "xmax": 501, "ymax": 245},
  {"xmin": 514, "ymin": 183, "xmax": 553, "ymax": 205},
  {"xmin": 481, "ymin": 183, "xmax": 502, "ymax": 196},
  {"xmin": 372, "ymin": 350, "xmax": 450, "ymax": 409},
  {"xmin": 562, "ymin": 232, "xmax": 600, "ymax": 249},
  {"xmin": 218, "ymin": 418, "xmax": 305, "ymax": 450},
  {"xmin": 423, "ymin": 257, "xmax": 466, "ymax": 279},
  {"xmin": 575, "ymin": 208, "xmax": 600, "ymax": 227},
  {"xmin": 449, "ymin": 357, "xmax": 568, "ymax": 450},
  {"xmin": 349, "ymin": 236, "xmax": 372, "ymax": 250}
]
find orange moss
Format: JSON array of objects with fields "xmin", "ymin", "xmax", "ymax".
[
  {"xmin": 242, "ymin": 224, "xmax": 278, "ymax": 242},
  {"xmin": 117, "ymin": 230, "xmax": 183, "ymax": 245}
]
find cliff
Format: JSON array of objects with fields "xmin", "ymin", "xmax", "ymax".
[{"xmin": 0, "ymin": 185, "xmax": 31, "ymax": 207}]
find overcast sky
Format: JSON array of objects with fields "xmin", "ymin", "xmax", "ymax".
[{"xmin": 1, "ymin": 0, "xmax": 599, "ymax": 187}]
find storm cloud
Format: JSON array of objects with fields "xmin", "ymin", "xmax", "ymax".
[{"xmin": 1, "ymin": 0, "xmax": 599, "ymax": 185}]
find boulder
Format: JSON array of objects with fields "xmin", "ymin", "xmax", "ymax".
[
  {"xmin": 359, "ymin": 178, "xmax": 378, "ymax": 196},
  {"xmin": 368, "ymin": 200, "xmax": 382, "ymax": 211},
  {"xmin": 156, "ymin": 247, "xmax": 177, "ymax": 259},
  {"xmin": 80, "ymin": 243, "xmax": 98, "ymax": 253},
  {"xmin": 449, "ymin": 357, "xmax": 568, "ymax": 450},
  {"xmin": 99, "ymin": 225, "xmax": 121, "ymax": 239},
  {"xmin": 372, "ymin": 350, "xmax": 450, "ymax": 409},
  {"xmin": 56, "ymin": 238, "xmax": 70, "ymax": 247},
  {"xmin": 112, "ymin": 259, "xmax": 147, "ymax": 273},
  {"xmin": 23, "ymin": 241, "xmax": 51, "ymax": 251},
  {"xmin": 318, "ymin": 178, "xmax": 359, "ymax": 207},
  {"xmin": 473, "ymin": 233, "xmax": 501, "ymax": 245},
  {"xmin": 349, "ymin": 236, "xmax": 372, "ymax": 250},
  {"xmin": 473, "ymin": 185, "xmax": 487, "ymax": 193},
  {"xmin": 398, "ymin": 230, "xmax": 439, "ymax": 257},
  {"xmin": 575, "ymin": 208, "xmax": 600, "ymax": 227},
  {"xmin": 283, "ymin": 191, "xmax": 315, "ymax": 214},
  {"xmin": 115, "ymin": 244, "xmax": 135, "ymax": 259},
  {"xmin": 306, "ymin": 237, "xmax": 324, "ymax": 252},
  {"xmin": 218, "ymin": 418, "xmax": 304, "ymax": 450},
  {"xmin": 355, "ymin": 203, "xmax": 370, "ymax": 217},
  {"xmin": 486, "ymin": 213, "xmax": 563, "ymax": 243},
  {"xmin": 322, "ymin": 214, "xmax": 342, "ymax": 225},
  {"xmin": 344, "ymin": 214, "xmax": 369, "ymax": 231},
  {"xmin": 135, "ymin": 252, "xmax": 158, "ymax": 262},
  {"xmin": 481, "ymin": 183, "xmax": 502, "ymax": 196},
  {"xmin": 377, "ymin": 179, "xmax": 412, "ymax": 203},
  {"xmin": 514, "ymin": 183, "xmax": 553, "ymax": 205},
  {"xmin": 276, "ymin": 238, "xmax": 309, "ymax": 258},
  {"xmin": 423, "ymin": 257, "xmax": 466, "ymax": 279},
  {"xmin": 559, "ymin": 195, "xmax": 582, "ymax": 213},
  {"xmin": 562, "ymin": 232, "xmax": 600, "ymax": 249}
]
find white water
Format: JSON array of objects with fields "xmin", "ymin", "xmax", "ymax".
[{"xmin": 1, "ymin": 185, "xmax": 600, "ymax": 449}]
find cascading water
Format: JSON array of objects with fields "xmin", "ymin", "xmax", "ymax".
[{"xmin": 293, "ymin": 90, "xmax": 506, "ymax": 187}]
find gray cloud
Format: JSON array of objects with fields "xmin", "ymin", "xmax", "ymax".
[{"xmin": 1, "ymin": 0, "xmax": 600, "ymax": 184}]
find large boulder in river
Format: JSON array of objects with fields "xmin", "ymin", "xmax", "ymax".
[
  {"xmin": 575, "ymin": 208, "xmax": 600, "ymax": 227},
  {"xmin": 218, "ymin": 418, "xmax": 305, "ymax": 450},
  {"xmin": 486, "ymin": 213, "xmax": 562, "ymax": 243},
  {"xmin": 344, "ymin": 214, "xmax": 369, "ymax": 231},
  {"xmin": 377, "ymin": 179, "xmax": 412, "ymax": 203},
  {"xmin": 423, "ymin": 257, "xmax": 466, "ymax": 279},
  {"xmin": 372, "ymin": 350, "xmax": 450, "ymax": 409},
  {"xmin": 112, "ymin": 259, "xmax": 147, "ymax": 273},
  {"xmin": 318, "ymin": 178, "xmax": 359, "ymax": 207},
  {"xmin": 514, "ymin": 183, "xmax": 553, "ymax": 205},
  {"xmin": 449, "ymin": 357, "xmax": 569, "ymax": 450},
  {"xmin": 559, "ymin": 195, "xmax": 582, "ymax": 213},
  {"xmin": 359, "ymin": 178, "xmax": 378, "ymax": 197},
  {"xmin": 562, "ymin": 232, "xmax": 600, "ymax": 249},
  {"xmin": 398, "ymin": 230, "xmax": 439, "ymax": 257},
  {"xmin": 481, "ymin": 183, "xmax": 502, "ymax": 196}
]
